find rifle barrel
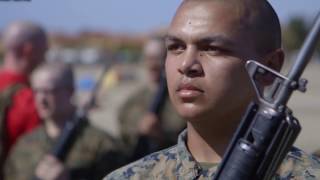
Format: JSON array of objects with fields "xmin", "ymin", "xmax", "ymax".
[
  {"xmin": 288, "ymin": 13, "xmax": 320, "ymax": 81},
  {"xmin": 276, "ymin": 13, "xmax": 320, "ymax": 107}
]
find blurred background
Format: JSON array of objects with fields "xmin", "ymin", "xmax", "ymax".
[{"xmin": 0, "ymin": 0, "xmax": 319, "ymax": 152}]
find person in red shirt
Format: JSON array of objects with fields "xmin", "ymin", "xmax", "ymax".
[{"xmin": 0, "ymin": 21, "xmax": 48, "ymax": 158}]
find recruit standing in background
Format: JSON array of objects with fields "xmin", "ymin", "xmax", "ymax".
[
  {"xmin": 0, "ymin": 21, "xmax": 47, "ymax": 172},
  {"xmin": 5, "ymin": 62, "xmax": 126, "ymax": 180},
  {"xmin": 118, "ymin": 36, "xmax": 185, "ymax": 159}
]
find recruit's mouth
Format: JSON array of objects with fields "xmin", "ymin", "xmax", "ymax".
[{"xmin": 176, "ymin": 82, "xmax": 204, "ymax": 101}]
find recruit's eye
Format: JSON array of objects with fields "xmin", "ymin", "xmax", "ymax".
[
  {"xmin": 166, "ymin": 42, "xmax": 185, "ymax": 55},
  {"xmin": 201, "ymin": 45, "xmax": 224, "ymax": 55}
]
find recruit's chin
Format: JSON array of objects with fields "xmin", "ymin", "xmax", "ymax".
[
  {"xmin": 37, "ymin": 109, "xmax": 53, "ymax": 120},
  {"xmin": 175, "ymin": 102, "xmax": 210, "ymax": 123}
]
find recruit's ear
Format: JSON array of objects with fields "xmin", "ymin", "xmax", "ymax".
[
  {"xmin": 265, "ymin": 48, "xmax": 284, "ymax": 71},
  {"xmin": 261, "ymin": 48, "xmax": 284, "ymax": 86}
]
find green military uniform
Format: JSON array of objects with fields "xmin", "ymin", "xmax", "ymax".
[
  {"xmin": 5, "ymin": 123, "xmax": 126, "ymax": 180},
  {"xmin": 0, "ymin": 84, "xmax": 24, "ymax": 174},
  {"xmin": 105, "ymin": 130, "xmax": 320, "ymax": 180},
  {"xmin": 119, "ymin": 85, "xmax": 185, "ymax": 153}
]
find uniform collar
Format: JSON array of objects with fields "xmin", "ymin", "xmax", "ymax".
[
  {"xmin": 176, "ymin": 129, "xmax": 202, "ymax": 178},
  {"xmin": 176, "ymin": 129, "xmax": 219, "ymax": 179}
]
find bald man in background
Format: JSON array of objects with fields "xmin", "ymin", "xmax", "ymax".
[
  {"xmin": 0, "ymin": 21, "xmax": 47, "ymax": 171},
  {"xmin": 118, "ymin": 36, "xmax": 185, "ymax": 160},
  {"xmin": 5, "ymin": 62, "xmax": 126, "ymax": 180}
]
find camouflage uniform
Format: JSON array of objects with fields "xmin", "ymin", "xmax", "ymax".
[
  {"xmin": 105, "ymin": 130, "xmax": 320, "ymax": 180},
  {"xmin": 119, "ymin": 85, "xmax": 185, "ymax": 153},
  {"xmin": 5, "ymin": 123, "xmax": 126, "ymax": 180}
]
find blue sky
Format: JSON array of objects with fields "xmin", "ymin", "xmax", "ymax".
[{"xmin": 0, "ymin": 0, "xmax": 319, "ymax": 33}]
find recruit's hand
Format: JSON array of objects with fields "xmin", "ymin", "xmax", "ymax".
[
  {"xmin": 35, "ymin": 154, "xmax": 70, "ymax": 180},
  {"xmin": 138, "ymin": 112, "xmax": 163, "ymax": 141}
]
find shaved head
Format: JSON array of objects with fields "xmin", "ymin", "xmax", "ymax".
[
  {"xmin": 32, "ymin": 62, "xmax": 75, "ymax": 92},
  {"xmin": 2, "ymin": 21, "xmax": 48, "ymax": 74},
  {"xmin": 3, "ymin": 21, "xmax": 47, "ymax": 52},
  {"xmin": 143, "ymin": 36, "xmax": 167, "ymax": 84},
  {"xmin": 177, "ymin": 0, "xmax": 281, "ymax": 56},
  {"xmin": 143, "ymin": 36, "xmax": 166, "ymax": 61},
  {"xmin": 32, "ymin": 62, "xmax": 75, "ymax": 122},
  {"xmin": 165, "ymin": 0, "xmax": 284, "ymax": 124}
]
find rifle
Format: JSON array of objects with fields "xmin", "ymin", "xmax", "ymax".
[
  {"xmin": 214, "ymin": 14, "xmax": 320, "ymax": 180},
  {"xmin": 148, "ymin": 71, "xmax": 168, "ymax": 115},
  {"xmin": 51, "ymin": 57, "xmax": 114, "ymax": 162},
  {"xmin": 131, "ymin": 70, "xmax": 168, "ymax": 161},
  {"xmin": 31, "ymin": 59, "xmax": 115, "ymax": 180}
]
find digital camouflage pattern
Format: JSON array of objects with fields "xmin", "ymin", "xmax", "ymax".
[
  {"xmin": 119, "ymin": 85, "xmax": 185, "ymax": 153},
  {"xmin": 5, "ymin": 123, "xmax": 126, "ymax": 180},
  {"xmin": 105, "ymin": 130, "xmax": 320, "ymax": 180}
]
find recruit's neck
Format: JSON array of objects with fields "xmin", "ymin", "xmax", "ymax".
[
  {"xmin": 186, "ymin": 111, "xmax": 244, "ymax": 163},
  {"xmin": 44, "ymin": 112, "xmax": 75, "ymax": 139}
]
